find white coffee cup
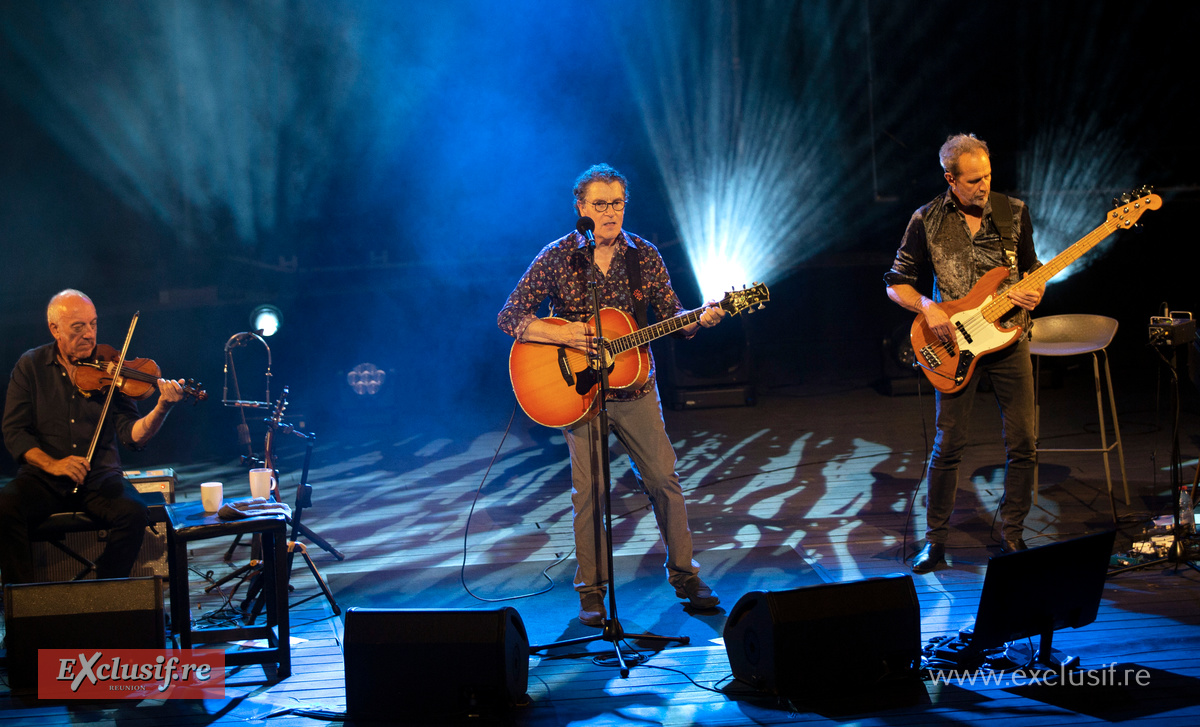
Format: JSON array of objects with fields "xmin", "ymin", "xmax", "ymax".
[
  {"xmin": 249, "ymin": 468, "xmax": 276, "ymax": 500},
  {"xmin": 200, "ymin": 482, "xmax": 223, "ymax": 512}
]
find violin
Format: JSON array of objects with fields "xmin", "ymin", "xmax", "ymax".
[{"xmin": 73, "ymin": 343, "xmax": 207, "ymax": 402}]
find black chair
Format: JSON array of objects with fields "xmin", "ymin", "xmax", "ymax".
[
  {"xmin": 28, "ymin": 492, "xmax": 169, "ymax": 581},
  {"xmin": 30, "ymin": 512, "xmax": 101, "ymax": 580}
]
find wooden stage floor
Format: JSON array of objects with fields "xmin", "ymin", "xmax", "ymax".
[{"xmin": 3, "ymin": 372, "xmax": 1200, "ymax": 726}]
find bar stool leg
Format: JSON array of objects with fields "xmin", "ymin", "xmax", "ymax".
[
  {"xmin": 1033, "ymin": 354, "xmax": 1042, "ymax": 504},
  {"xmin": 1101, "ymin": 350, "xmax": 1131, "ymax": 505},
  {"xmin": 1092, "ymin": 352, "xmax": 1119, "ymax": 523}
]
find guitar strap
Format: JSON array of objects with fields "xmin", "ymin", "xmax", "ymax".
[
  {"xmin": 625, "ymin": 240, "xmax": 649, "ymax": 329},
  {"xmin": 990, "ymin": 192, "xmax": 1019, "ymax": 280}
]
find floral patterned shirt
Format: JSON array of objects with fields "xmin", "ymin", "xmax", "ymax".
[{"xmin": 498, "ymin": 230, "xmax": 686, "ymax": 401}]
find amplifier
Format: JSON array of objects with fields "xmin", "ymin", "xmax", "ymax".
[
  {"xmin": 3, "ymin": 577, "xmax": 165, "ymax": 691},
  {"xmin": 125, "ymin": 467, "xmax": 177, "ymax": 503}
]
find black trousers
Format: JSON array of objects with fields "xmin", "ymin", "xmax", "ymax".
[{"xmin": 0, "ymin": 470, "xmax": 148, "ymax": 584}]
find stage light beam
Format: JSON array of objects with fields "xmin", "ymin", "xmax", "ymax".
[{"xmin": 617, "ymin": 1, "xmax": 869, "ymax": 302}]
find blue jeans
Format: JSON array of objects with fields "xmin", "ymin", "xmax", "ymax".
[
  {"xmin": 563, "ymin": 387, "xmax": 699, "ymax": 597},
  {"xmin": 925, "ymin": 339, "xmax": 1036, "ymax": 544}
]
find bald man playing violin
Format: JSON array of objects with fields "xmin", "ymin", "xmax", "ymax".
[{"xmin": 1, "ymin": 289, "xmax": 186, "ymax": 585}]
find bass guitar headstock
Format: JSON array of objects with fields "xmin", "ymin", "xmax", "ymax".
[{"xmin": 1110, "ymin": 186, "xmax": 1162, "ymax": 229}]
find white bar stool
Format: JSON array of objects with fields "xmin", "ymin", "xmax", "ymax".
[{"xmin": 1029, "ymin": 314, "xmax": 1130, "ymax": 521}]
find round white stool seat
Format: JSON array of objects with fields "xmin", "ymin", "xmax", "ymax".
[{"xmin": 1029, "ymin": 314, "xmax": 1118, "ymax": 356}]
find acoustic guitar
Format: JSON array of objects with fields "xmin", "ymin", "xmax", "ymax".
[{"xmin": 509, "ymin": 283, "xmax": 769, "ymax": 427}]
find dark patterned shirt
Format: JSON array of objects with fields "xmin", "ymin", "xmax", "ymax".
[
  {"xmin": 884, "ymin": 189, "xmax": 1042, "ymax": 331},
  {"xmin": 3, "ymin": 342, "xmax": 144, "ymax": 493},
  {"xmin": 498, "ymin": 230, "xmax": 686, "ymax": 401}
]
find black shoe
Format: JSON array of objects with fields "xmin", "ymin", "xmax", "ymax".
[
  {"xmin": 1001, "ymin": 537, "xmax": 1028, "ymax": 553},
  {"xmin": 911, "ymin": 542, "xmax": 945, "ymax": 573},
  {"xmin": 674, "ymin": 575, "xmax": 720, "ymax": 609}
]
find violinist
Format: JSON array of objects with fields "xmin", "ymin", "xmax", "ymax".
[{"xmin": 1, "ymin": 289, "xmax": 186, "ymax": 585}]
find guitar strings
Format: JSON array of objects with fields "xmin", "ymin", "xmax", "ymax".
[{"xmin": 937, "ymin": 213, "xmax": 1125, "ymax": 349}]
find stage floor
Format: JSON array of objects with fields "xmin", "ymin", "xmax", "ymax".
[{"xmin": 3, "ymin": 375, "xmax": 1200, "ymax": 726}]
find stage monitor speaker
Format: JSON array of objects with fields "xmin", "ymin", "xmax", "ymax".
[
  {"xmin": 2, "ymin": 576, "xmax": 166, "ymax": 691},
  {"xmin": 723, "ymin": 573, "xmax": 921, "ymax": 701},
  {"xmin": 343, "ymin": 606, "xmax": 529, "ymax": 721}
]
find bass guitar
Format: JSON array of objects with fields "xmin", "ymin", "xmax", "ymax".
[
  {"xmin": 510, "ymin": 283, "xmax": 769, "ymax": 427},
  {"xmin": 911, "ymin": 187, "xmax": 1161, "ymax": 394}
]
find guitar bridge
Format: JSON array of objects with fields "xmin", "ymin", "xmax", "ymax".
[
  {"xmin": 556, "ymin": 347, "xmax": 576, "ymax": 386},
  {"xmin": 919, "ymin": 345, "xmax": 943, "ymax": 369}
]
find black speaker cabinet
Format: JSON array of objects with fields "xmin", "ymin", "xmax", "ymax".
[
  {"xmin": 723, "ymin": 573, "xmax": 921, "ymax": 700},
  {"xmin": 343, "ymin": 607, "xmax": 529, "ymax": 721},
  {"xmin": 2, "ymin": 576, "xmax": 166, "ymax": 690}
]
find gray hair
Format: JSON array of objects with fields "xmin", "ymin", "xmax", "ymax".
[
  {"xmin": 939, "ymin": 133, "xmax": 990, "ymax": 176},
  {"xmin": 572, "ymin": 163, "xmax": 628, "ymax": 209},
  {"xmin": 46, "ymin": 289, "xmax": 92, "ymax": 326}
]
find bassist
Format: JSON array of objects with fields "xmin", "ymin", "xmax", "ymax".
[{"xmin": 884, "ymin": 134, "xmax": 1045, "ymax": 573}]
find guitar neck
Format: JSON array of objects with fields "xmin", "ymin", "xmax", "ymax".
[
  {"xmin": 607, "ymin": 308, "xmax": 705, "ymax": 355},
  {"xmin": 982, "ymin": 214, "xmax": 1123, "ymax": 323}
]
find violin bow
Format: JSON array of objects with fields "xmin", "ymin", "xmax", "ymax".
[{"xmin": 82, "ymin": 311, "xmax": 139, "ymax": 481}]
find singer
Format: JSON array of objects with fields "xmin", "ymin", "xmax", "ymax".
[
  {"xmin": 0, "ymin": 289, "xmax": 186, "ymax": 585},
  {"xmin": 497, "ymin": 163, "xmax": 725, "ymax": 626}
]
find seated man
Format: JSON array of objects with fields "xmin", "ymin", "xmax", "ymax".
[{"xmin": 1, "ymin": 289, "xmax": 185, "ymax": 584}]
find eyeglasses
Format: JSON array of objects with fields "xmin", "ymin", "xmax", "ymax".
[{"xmin": 587, "ymin": 198, "xmax": 626, "ymax": 212}]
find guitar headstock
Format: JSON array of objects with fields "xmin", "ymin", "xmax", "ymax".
[
  {"xmin": 1110, "ymin": 186, "xmax": 1162, "ymax": 229},
  {"xmin": 183, "ymin": 379, "xmax": 208, "ymax": 403},
  {"xmin": 269, "ymin": 387, "xmax": 289, "ymax": 425},
  {"xmin": 719, "ymin": 283, "xmax": 770, "ymax": 316}
]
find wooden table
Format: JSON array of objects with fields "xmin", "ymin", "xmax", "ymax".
[{"xmin": 165, "ymin": 499, "xmax": 291, "ymax": 678}]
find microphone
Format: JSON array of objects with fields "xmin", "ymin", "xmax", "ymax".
[
  {"xmin": 576, "ymin": 216, "xmax": 596, "ymax": 245},
  {"xmin": 225, "ymin": 331, "xmax": 255, "ymax": 350}
]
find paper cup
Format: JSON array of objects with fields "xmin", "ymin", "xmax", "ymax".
[
  {"xmin": 200, "ymin": 482, "xmax": 223, "ymax": 512},
  {"xmin": 249, "ymin": 468, "xmax": 276, "ymax": 499}
]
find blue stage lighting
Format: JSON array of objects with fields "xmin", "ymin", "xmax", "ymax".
[
  {"xmin": 615, "ymin": 1, "xmax": 867, "ymax": 302},
  {"xmin": 1017, "ymin": 125, "xmax": 1139, "ymax": 283}
]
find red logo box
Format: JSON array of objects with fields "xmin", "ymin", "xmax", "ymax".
[{"xmin": 38, "ymin": 649, "xmax": 225, "ymax": 699}]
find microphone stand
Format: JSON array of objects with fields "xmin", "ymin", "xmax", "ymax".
[{"xmin": 529, "ymin": 224, "xmax": 689, "ymax": 677}]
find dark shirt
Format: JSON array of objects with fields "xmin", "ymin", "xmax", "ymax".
[
  {"xmin": 3, "ymin": 342, "xmax": 143, "ymax": 492},
  {"xmin": 498, "ymin": 230, "xmax": 686, "ymax": 401},
  {"xmin": 884, "ymin": 189, "xmax": 1042, "ymax": 331}
]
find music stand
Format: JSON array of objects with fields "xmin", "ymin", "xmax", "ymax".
[
  {"xmin": 528, "ymin": 220, "xmax": 688, "ymax": 677},
  {"xmin": 969, "ymin": 530, "xmax": 1116, "ymax": 669}
]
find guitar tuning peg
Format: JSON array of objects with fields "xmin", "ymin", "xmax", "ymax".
[{"xmin": 757, "ymin": 303, "xmax": 765, "ymax": 310}]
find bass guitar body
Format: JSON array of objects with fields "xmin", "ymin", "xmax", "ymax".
[
  {"xmin": 508, "ymin": 308, "xmax": 650, "ymax": 428},
  {"xmin": 910, "ymin": 266, "xmax": 1023, "ymax": 394}
]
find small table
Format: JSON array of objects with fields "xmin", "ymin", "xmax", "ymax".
[{"xmin": 165, "ymin": 499, "xmax": 291, "ymax": 678}]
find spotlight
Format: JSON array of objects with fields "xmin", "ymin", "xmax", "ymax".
[
  {"xmin": 347, "ymin": 363, "xmax": 386, "ymax": 395},
  {"xmin": 250, "ymin": 305, "xmax": 282, "ymax": 337}
]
